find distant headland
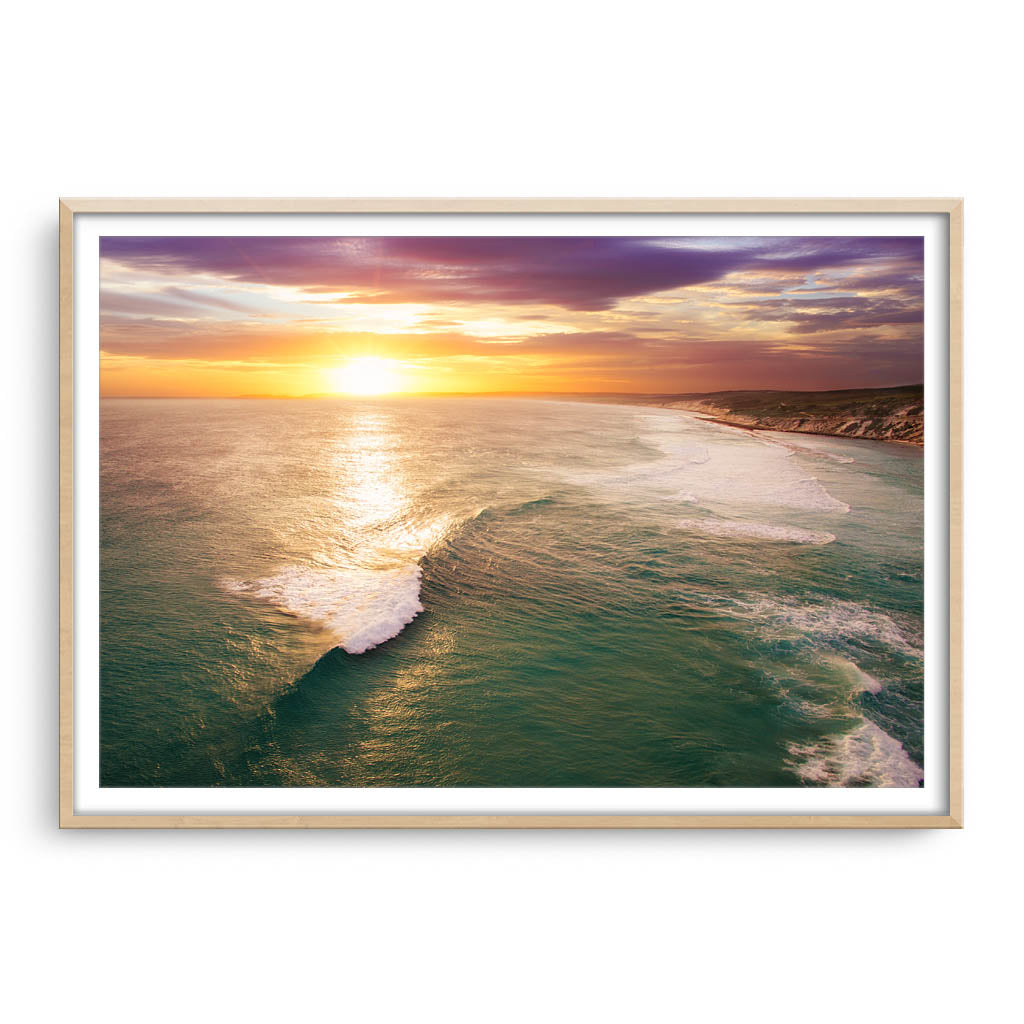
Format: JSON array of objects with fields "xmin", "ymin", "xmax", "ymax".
[{"xmin": 621, "ymin": 385, "xmax": 924, "ymax": 445}]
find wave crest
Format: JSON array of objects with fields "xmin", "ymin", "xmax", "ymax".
[
  {"xmin": 786, "ymin": 721, "xmax": 923, "ymax": 787},
  {"xmin": 224, "ymin": 563, "xmax": 423, "ymax": 654}
]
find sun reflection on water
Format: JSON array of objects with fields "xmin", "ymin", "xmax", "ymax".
[{"xmin": 330, "ymin": 410, "xmax": 405, "ymax": 535}]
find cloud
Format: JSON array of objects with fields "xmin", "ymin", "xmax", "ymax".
[
  {"xmin": 99, "ymin": 235, "xmax": 925, "ymax": 392},
  {"xmin": 100, "ymin": 235, "xmax": 924, "ymax": 313}
]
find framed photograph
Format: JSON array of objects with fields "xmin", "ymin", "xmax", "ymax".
[{"xmin": 59, "ymin": 198, "xmax": 962, "ymax": 828}]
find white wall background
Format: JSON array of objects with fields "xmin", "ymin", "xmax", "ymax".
[{"xmin": 3, "ymin": 2, "xmax": 1018, "ymax": 1020}]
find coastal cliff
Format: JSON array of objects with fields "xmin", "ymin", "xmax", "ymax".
[{"xmin": 640, "ymin": 385, "xmax": 924, "ymax": 445}]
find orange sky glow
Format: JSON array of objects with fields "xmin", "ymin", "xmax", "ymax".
[{"xmin": 99, "ymin": 236, "xmax": 924, "ymax": 397}]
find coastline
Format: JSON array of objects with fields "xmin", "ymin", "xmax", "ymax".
[
  {"xmin": 656, "ymin": 406, "xmax": 924, "ymax": 447},
  {"xmin": 564, "ymin": 386, "xmax": 924, "ymax": 447}
]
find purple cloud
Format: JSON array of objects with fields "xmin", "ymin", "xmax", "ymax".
[{"xmin": 100, "ymin": 235, "xmax": 923, "ymax": 312}]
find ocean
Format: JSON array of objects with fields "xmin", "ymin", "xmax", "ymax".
[{"xmin": 99, "ymin": 397, "xmax": 924, "ymax": 788}]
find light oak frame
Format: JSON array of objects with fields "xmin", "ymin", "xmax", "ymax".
[{"xmin": 59, "ymin": 198, "xmax": 963, "ymax": 828}]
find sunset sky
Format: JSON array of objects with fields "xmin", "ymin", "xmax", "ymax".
[{"xmin": 99, "ymin": 235, "xmax": 924, "ymax": 396}]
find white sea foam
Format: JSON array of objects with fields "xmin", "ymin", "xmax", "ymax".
[
  {"xmin": 564, "ymin": 411, "xmax": 850, "ymax": 514},
  {"xmin": 224, "ymin": 563, "xmax": 424, "ymax": 654},
  {"xmin": 221, "ymin": 504, "xmax": 478, "ymax": 655},
  {"xmin": 752, "ymin": 435, "xmax": 797, "ymax": 457},
  {"xmin": 677, "ymin": 518, "xmax": 836, "ymax": 546},
  {"xmin": 754, "ymin": 433, "xmax": 856, "ymax": 463},
  {"xmin": 786, "ymin": 720, "xmax": 923, "ymax": 787},
  {"xmin": 729, "ymin": 595, "xmax": 923, "ymax": 659}
]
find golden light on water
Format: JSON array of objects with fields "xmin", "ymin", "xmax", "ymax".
[
  {"xmin": 326, "ymin": 357, "xmax": 403, "ymax": 395},
  {"xmin": 331, "ymin": 410, "xmax": 405, "ymax": 528}
]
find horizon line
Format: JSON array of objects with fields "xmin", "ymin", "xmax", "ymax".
[{"xmin": 99, "ymin": 383, "xmax": 925, "ymax": 400}]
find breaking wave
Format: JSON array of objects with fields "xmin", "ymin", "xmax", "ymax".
[
  {"xmin": 725, "ymin": 595, "xmax": 923, "ymax": 659},
  {"xmin": 786, "ymin": 721, "xmax": 923, "ymax": 787},
  {"xmin": 223, "ymin": 563, "xmax": 424, "ymax": 655}
]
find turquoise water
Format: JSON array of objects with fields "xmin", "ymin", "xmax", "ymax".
[{"xmin": 100, "ymin": 397, "xmax": 924, "ymax": 788}]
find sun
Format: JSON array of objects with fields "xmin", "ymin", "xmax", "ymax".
[{"xmin": 326, "ymin": 357, "xmax": 402, "ymax": 395}]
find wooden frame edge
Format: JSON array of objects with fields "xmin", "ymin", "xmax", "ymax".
[
  {"xmin": 948, "ymin": 200, "xmax": 964, "ymax": 827},
  {"xmin": 59, "ymin": 200, "xmax": 75, "ymax": 829},
  {"xmin": 59, "ymin": 198, "xmax": 964, "ymax": 830},
  {"xmin": 59, "ymin": 813, "xmax": 962, "ymax": 829},
  {"xmin": 59, "ymin": 196, "xmax": 964, "ymax": 215}
]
